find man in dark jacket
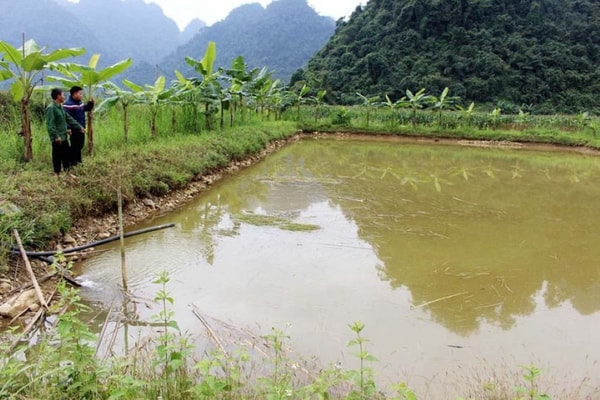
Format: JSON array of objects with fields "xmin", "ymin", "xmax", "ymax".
[
  {"xmin": 64, "ymin": 85, "xmax": 94, "ymax": 166},
  {"xmin": 46, "ymin": 88, "xmax": 84, "ymax": 175}
]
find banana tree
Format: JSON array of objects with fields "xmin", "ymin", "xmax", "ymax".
[
  {"xmin": 383, "ymin": 94, "xmax": 406, "ymax": 126},
  {"xmin": 0, "ymin": 39, "xmax": 84, "ymax": 161},
  {"xmin": 293, "ymin": 84, "xmax": 311, "ymax": 121},
  {"xmin": 402, "ymin": 88, "xmax": 431, "ymax": 127},
  {"xmin": 184, "ymin": 41, "xmax": 223, "ymax": 131},
  {"xmin": 95, "ymin": 82, "xmax": 139, "ymax": 143},
  {"xmin": 47, "ymin": 54, "xmax": 133, "ymax": 155},
  {"xmin": 429, "ymin": 87, "xmax": 459, "ymax": 126},
  {"xmin": 307, "ymin": 89, "xmax": 327, "ymax": 123},
  {"xmin": 357, "ymin": 92, "xmax": 380, "ymax": 127},
  {"xmin": 124, "ymin": 76, "xmax": 173, "ymax": 138},
  {"xmin": 219, "ymin": 56, "xmax": 258, "ymax": 126}
]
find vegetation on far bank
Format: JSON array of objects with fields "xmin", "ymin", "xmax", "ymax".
[{"xmin": 301, "ymin": 0, "xmax": 600, "ymax": 114}]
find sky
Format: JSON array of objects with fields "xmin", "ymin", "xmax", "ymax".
[{"xmin": 144, "ymin": 0, "xmax": 366, "ymax": 30}]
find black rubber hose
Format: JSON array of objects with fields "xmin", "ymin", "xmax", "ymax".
[{"xmin": 8, "ymin": 223, "xmax": 175, "ymax": 258}]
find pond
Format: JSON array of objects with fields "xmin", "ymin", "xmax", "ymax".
[{"xmin": 76, "ymin": 137, "xmax": 600, "ymax": 397}]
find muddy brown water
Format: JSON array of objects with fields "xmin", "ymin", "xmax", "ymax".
[{"xmin": 76, "ymin": 137, "xmax": 600, "ymax": 397}]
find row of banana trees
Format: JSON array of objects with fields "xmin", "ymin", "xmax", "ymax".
[
  {"xmin": 357, "ymin": 87, "xmax": 470, "ymax": 128},
  {"xmin": 0, "ymin": 39, "xmax": 324, "ymax": 162}
]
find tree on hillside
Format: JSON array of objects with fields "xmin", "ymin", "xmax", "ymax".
[
  {"xmin": 304, "ymin": 0, "xmax": 600, "ymax": 113},
  {"xmin": 0, "ymin": 39, "xmax": 84, "ymax": 161}
]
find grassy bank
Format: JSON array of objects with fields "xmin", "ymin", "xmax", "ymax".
[{"xmin": 0, "ymin": 111, "xmax": 298, "ymax": 249}]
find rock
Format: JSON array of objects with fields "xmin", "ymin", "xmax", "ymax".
[
  {"xmin": 142, "ymin": 198, "xmax": 157, "ymax": 208},
  {"xmin": 0, "ymin": 201, "xmax": 22, "ymax": 217},
  {"xmin": 0, "ymin": 282, "xmax": 12, "ymax": 295},
  {"xmin": 0, "ymin": 289, "xmax": 38, "ymax": 318},
  {"xmin": 62, "ymin": 233, "xmax": 77, "ymax": 244}
]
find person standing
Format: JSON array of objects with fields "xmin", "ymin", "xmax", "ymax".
[
  {"xmin": 46, "ymin": 88, "xmax": 84, "ymax": 175},
  {"xmin": 63, "ymin": 85, "xmax": 94, "ymax": 166}
]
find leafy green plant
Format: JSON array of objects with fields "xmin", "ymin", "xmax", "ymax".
[
  {"xmin": 513, "ymin": 364, "xmax": 551, "ymax": 400},
  {"xmin": 346, "ymin": 321, "xmax": 379, "ymax": 399},
  {"xmin": 258, "ymin": 327, "xmax": 294, "ymax": 399},
  {"xmin": 151, "ymin": 270, "xmax": 185, "ymax": 397},
  {"xmin": 401, "ymin": 88, "xmax": 431, "ymax": 127},
  {"xmin": 390, "ymin": 382, "xmax": 418, "ymax": 400},
  {"xmin": 357, "ymin": 92, "xmax": 380, "ymax": 127}
]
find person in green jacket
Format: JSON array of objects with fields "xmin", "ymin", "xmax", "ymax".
[{"xmin": 46, "ymin": 88, "xmax": 84, "ymax": 175}]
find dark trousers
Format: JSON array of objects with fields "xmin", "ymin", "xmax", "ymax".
[
  {"xmin": 52, "ymin": 141, "xmax": 71, "ymax": 174},
  {"xmin": 70, "ymin": 130, "xmax": 85, "ymax": 166}
]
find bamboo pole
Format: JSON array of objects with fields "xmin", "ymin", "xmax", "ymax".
[
  {"xmin": 12, "ymin": 229, "xmax": 47, "ymax": 309},
  {"xmin": 117, "ymin": 188, "xmax": 128, "ymax": 292}
]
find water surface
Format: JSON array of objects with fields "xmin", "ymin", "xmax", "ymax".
[{"xmin": 77, "ymin": 138, "xmax": 600, "ymax": 396}]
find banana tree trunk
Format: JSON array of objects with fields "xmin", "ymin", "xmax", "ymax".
[
  {"xmin": 21, "ymin": 99, "xmax": 32, "ymax": 162},
  {"xmin": 87, "ymin": 110, "xmax": 95, "ymax": 155},
  {"xmin": 220, "ymin": 102, "xmax": 224, "ymax": 130},
  {"xmin": 123, "ymin": 105, "xmax": 129, "ymax": 143}
]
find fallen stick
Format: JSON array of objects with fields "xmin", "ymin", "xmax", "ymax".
[
  {"xmin": 410, "ymin": 291, "xmax": 468, "ymax": 310},
  {"xmin": 191, "ymin": 305, "xmax": 228, "ymax": 355},
  {"xmin": 13, "ymin": 229, "xmax": 47, "ymax": 309}
]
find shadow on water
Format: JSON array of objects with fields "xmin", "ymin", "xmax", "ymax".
[{"xmin": 75, "ymin": 137, "xmax": 600, "ymax": 395}]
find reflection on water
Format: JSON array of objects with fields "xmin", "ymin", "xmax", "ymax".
[{"xmin": 76, "ymin": 138, "xmax": 600, "ymax": 395}]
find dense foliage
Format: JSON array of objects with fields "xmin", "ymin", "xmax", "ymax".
[{"xmin": 301, "ymin": 0, "xmax": 600, "ymax": 114}]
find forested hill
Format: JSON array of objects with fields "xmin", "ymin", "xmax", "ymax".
[
  {"xmin": 159, "ymin": 0, "xmax": 335, "ymax": 83},
  {"xmin": 301, "ymin": 0, "xmax": 600, "ymax": 113}
]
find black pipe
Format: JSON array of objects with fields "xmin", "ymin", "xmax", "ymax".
[{"xmin": 8, "ymin": 223, "xmax": 175, "ymax": 258}]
